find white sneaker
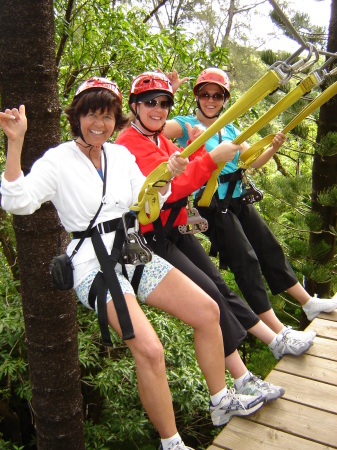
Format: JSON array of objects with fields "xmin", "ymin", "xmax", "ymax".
[
  {"xmin": 302, "ymin": 293, "xmax": 337, "ymax": 321},
  {"xmin": 160, "ymin": 443, "xmax": 194, "ymax": 450},
  {"xmin": 235, "ymin": 371, "xmax": 285, "ymax": 402},
  {"xmin": 209, "ymin": 387, "xmax": 265, "ymax": 426},
  {"xmin": 269, "ymin": 333, "xmax": 312, "ymax": 361},
  {"xmin": 281, "ymin": 325, "xmax": 316, "ymax": 343}
]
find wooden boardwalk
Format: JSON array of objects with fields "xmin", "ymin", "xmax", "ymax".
[{"xmin": 207, "ymin": 310, "xmax": 337, "ymax": 450}]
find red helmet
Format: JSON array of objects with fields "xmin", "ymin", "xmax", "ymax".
[
  {"xmin": 193, "ymin": 68, "xmax": 230, "ymax": 99},
  {"xmin": 74, "ymin": 77, "xmax": 122, "ymax": 104},
  {"xmin": 129, "ymin": 71, "xmax": 174, "ymax": 104}
]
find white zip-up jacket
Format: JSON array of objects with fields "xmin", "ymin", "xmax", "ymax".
[{"xmin": 0, "ymin": 140, "xmax": 171, "ymax": 287}]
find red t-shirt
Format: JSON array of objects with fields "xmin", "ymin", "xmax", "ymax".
[{"xmin": 116, "ymin": 127, "xmax": 217, "ymax": 233}]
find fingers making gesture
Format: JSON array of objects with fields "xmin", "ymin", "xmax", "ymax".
[
  {"xmin": 0, "ymin": 105, "xmax": 27, "ymax": 142},
  {"xmin": 0, "ymin": 105, "xmax": 27, "ymax": 182}
]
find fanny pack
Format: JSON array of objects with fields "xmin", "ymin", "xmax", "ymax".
[{"xmin": 49, "ymin": 253, "xmax": 74, "ymax": 290}]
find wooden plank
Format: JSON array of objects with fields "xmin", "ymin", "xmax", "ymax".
[
  {"xmin": 245, "ymin": 399, "xmax": 337, "ymax": 447},
  {"xmin": 275, "ymin": 354, "xmax": 337, "ymax": 386},
  {"xmin": 316, "ymin": 309, "xmax": 337, "ymax": 322},
  {"xmin": 207, "ymin": 313, "xmax": 337, "ymax": 450},
  {"xmin": 265, "ymin": 371, "xmax": 337, "ymax": 413},
  {"xmin": 308, "ymin": 318, "xmax": 337, "ymax": 340},
  {"xmin": 304, "ymin": 336, "xmax": 337, "ymax": 361},
  {"xmin": 211, "ymin": 418, "xmax": 335, "ymax": 450}
]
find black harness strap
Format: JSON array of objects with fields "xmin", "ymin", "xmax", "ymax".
[
  {"xmin": 72, "ymin": 217, "xmax": 121, "ymax": 240},
  {"xmin": 218, "ymin": 168, "xmax": 244, "ymax": 213},
  {"xmin": 90, "ymin": 227, "xmax": 135, "ymax": 343},
  {"xmin": 88, "ymin": 272, "xmax": 111, "ymax": 345},
  {"xmin": 215, "ymin": 131, "xmax": 244, "ymax": 213},
  {"xmin": 130, "ymin": 265, "xmax": 144, "ymax": 293},
  {"xmin": 152, "ymin": 197, "xmax": 188, "ymax": 257}
]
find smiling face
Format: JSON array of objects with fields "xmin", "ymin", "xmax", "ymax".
[
  {"xmin": 133, "ymin": 95, "xmax": 170, "ymax": 132},
  {"xmin": 78, "ymin": 108, "xmax": 116, "ymax": 147},
  {"xmin": 197, "ymin": 84, "xmax": 226, "ymax": 118}
]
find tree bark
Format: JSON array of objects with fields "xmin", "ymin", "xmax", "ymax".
[
  {"xmin": 0, "ymin": 1, "xmax": 85, "ymax": 448},
  {"xmin": 303, "ymin": 0, "xmax": 337, "ymax": 322}
]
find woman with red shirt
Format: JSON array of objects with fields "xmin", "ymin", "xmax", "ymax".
[{"xmin": 116, "ymin": 71, "xmax": 312, "ymax": 407}]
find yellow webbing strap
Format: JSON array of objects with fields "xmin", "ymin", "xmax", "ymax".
[
  {"xmin": 240, "ymin": 79, "xmax": 337, "ymax": 167},
  {"xmin": 131, "ymin": 70, "xmax": 283, "ymax": 224},
  {"xmin": 197, "ymin": 72, "xmax": 319, "ymax": 207}
]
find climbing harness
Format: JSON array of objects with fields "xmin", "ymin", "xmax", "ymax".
[{"xmin": 88, "ymin": 212, "xmax": 153, "ymax": 345}]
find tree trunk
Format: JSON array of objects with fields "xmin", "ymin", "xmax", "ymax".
[
  {"xmin": 303, "ymin": 0, "xmax": 337, "ymax": 324},
  {"xmin": 0, "ymin": 2, "xmax": 85, "ymax": 448}
]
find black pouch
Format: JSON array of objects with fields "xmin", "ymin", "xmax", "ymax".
[{"xmin": 49, "ymin": 254, "xmax": 74, "ymax": 290}]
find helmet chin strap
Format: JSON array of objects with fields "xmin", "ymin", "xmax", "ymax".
[
  {"xmin": 131, "ymin": 103, "xmax": 168, "ymax": 137},
  {"xmin": 77, "ymin": 122, "xmax": 96, "ymax": 149},
  {"xmin": 76, "ymin": 123, "xmax": 103, "ymax": 153}
]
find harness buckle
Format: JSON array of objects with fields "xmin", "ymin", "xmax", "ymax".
[{"xmin": 97, "ymin": 222, "xmax": 105, "ymax": 235}]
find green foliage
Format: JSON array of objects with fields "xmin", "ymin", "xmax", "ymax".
[
  {"xmin": 0, "ymin": 238, "xmax": 32, "ymax": 448},
  {"xmin": 0, "ymin": 435, "xmax": 24, "ymax": 450},
  {"xmin": 260, "ymin": 49, "xmax": 291, "ymax": 67},
  {"xmin": 315, "ymin": 131, "xmax": 337, "ymax": 157},
  {"xmin": 317, "ymin": 185, "xmax": 337, "ymax": 208},
  {"xmin": 76, "ymin": 303, "xmax": 229, "ymax": 449},
  {"xmin": 305, "ymin": 211, "xmax": 324, "ymax": 232},
  {"xmin": 1, "ymin": 0, "xmax": 336, "ymax": 448}
]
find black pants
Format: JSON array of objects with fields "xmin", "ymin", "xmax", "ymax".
[
  {"xmin": 196, "ymin": 200, "xmax": 298, "ymax": 315},
  {"xmin": 144, "ymin": 230, "xmax": 260, "ymax": 356}
]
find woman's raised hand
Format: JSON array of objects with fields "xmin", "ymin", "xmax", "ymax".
[
  {"xmin": 165, "ymin": 69, "xmax": 189, "ymax": 93},
  {"xmin": 0, "ymin": 105, "xmax": 27, "ymax": 142},
  {"xmin": 186, "ymin": 122, "xmax": 205, "ymax": 142}
]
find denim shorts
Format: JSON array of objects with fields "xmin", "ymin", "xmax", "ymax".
[{"xmin": 75, "ymin": 254, "xmax": 173, "ymax": 311}]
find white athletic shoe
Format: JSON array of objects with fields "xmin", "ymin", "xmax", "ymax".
[
  {"xmin": 209, "ymin": 387, "xmax": 265, "ymax": 426},
  {"xmin": 160, "ymin": 443, "xmax": 194, "ymax": 450},
  {"xmin": 280, "ymin": 325, "xmax": 316, "ymax": 343},
  {"xmin": 269, "ymin": 333, "xmax": 312, "ymax": 361},
  {"xmin": 235, "ymin": 371, "xmax": 285, "ymax": 402},
  {"xmin": 302, "ymin": 293, "xmax": 337, "ymax": 321}
]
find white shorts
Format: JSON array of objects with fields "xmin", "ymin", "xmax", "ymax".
[{"xmin": 75, "ymin": 254, "xmax": 173, "ymax": 311}]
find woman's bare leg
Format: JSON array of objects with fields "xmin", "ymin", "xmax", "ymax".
[
  {"xmin": 257, "ymin": 309, "xmax": 284, "ymax": 334},
  {"xmin": 146, "ymin": 268, "xmax": 226, "ymax": 395},
  {"xmin": 225, "ymin": 350, "xmax": 249, "ymax": 379},
  {"xmin": 247, "ymin": 318, "xmax": 277, "ymax": 344},
  {"xmin": 286, "ymin": 282, "xmax": 311, "ymax": 305},
  {"xmin": 106, "ymin": 294, "xmax": 177, "ymax": 439}
]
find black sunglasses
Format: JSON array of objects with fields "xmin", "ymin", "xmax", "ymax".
[
  {"xmin": 198, "ymin": 92, "xmax": 225, "ymax": 101},
  {"xmin": 139, "ymin": 99, "xmax": 173, "ymax": 110}
]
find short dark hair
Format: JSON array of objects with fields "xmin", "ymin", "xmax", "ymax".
[{"xmin": 65, "ymin": 89, "xmax": 128, "ymax": 137}]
